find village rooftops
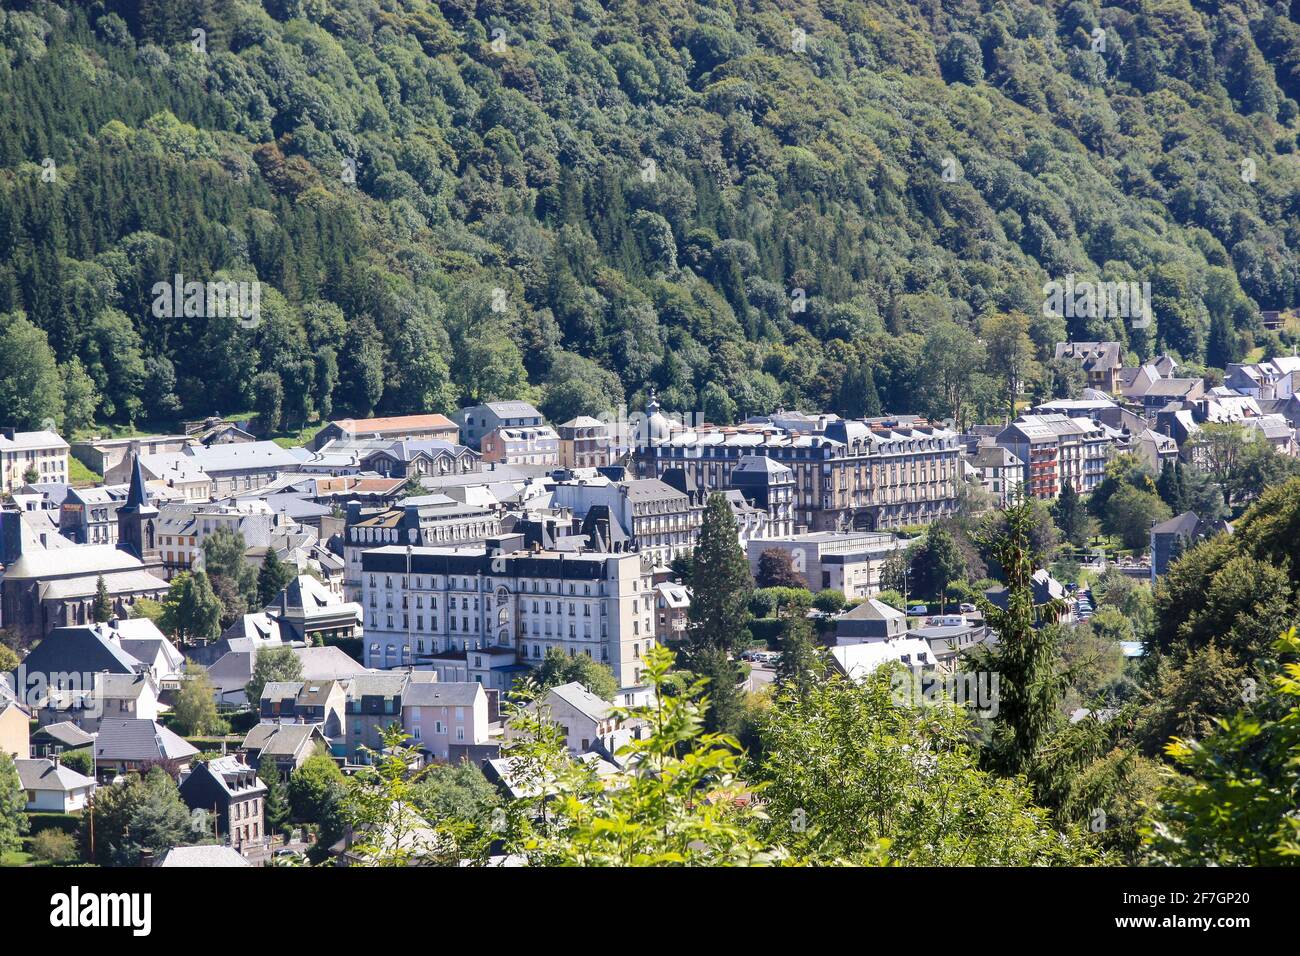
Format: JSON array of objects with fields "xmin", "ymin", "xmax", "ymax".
[
  {"xmin": 331, "ymin": 414, "xmax": 456, "ymax": 436},
  {"xmin": 0, "ymin": 430, "xmax": 68, "ymax": 451}
]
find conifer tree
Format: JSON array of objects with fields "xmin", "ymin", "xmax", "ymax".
[
  {"xmin": 687, "ymin": 493, "xmax": 754, "ymax": 653},
  {"xmin": 93, "ymin": 575, "xmax": 113, "ymax": 623}
]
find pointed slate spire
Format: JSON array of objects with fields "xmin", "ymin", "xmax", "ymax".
[{"xmin": 122, "ymin": 452, "xmax": 151, "ymax": 511}]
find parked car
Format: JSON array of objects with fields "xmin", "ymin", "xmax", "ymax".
[
  {"xmin": 959, "ymin": 603, "xmax": 976, "ymax": 613},
  {"xmin": 908, "ymin": 605, "xmax": 928, "ymax": 615}
]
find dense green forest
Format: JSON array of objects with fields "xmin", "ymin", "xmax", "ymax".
[{"xmin": 3, "ymin": 0, "xmax": 1300, "ymax": 434}]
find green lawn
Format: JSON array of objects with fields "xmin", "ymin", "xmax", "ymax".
[
  {"xmin": 0, "ymin": 849, "xmax": 33, "ymax": 867},
  {"xmin": 271, "ymin": 421, "xmax": 325, "ymax": 449},
  {"xmin": 68, "ymin": 457, "xmax": 101, "ymax": 485}
]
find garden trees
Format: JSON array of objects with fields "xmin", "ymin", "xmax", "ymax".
[
  {"xmin": 93, "ymin": 575, "xmax": 113, "ymax": 623},
  {"xmin": 1052, "ymin": 479, "xmax": 1093, "ymax": 547},
  {"xmin": 0, "ymin": 311, "xmax": 62, "ymax": 431},
  {"xmin": 1146, "ymin": 629, "xmax": 1300, "ymax": 865},
  {"xmin": 247, "ymin": 646, "xmax": 304, "ymax": 707},
  {"xmin": 755, "ymin": 548, "xmax": 805, "ymax": 589},
  {"xmin": 203, "ymin": 527, "xmax": 257, "ymax": 616},
  {"xmin": 531, "ymin": 647, "xmax": 618, "ymax": 701},
  {"xmin": 81, "ymin": 767, "xmax": 193, "ymax": 867},
  {"xmin": 172, "ymin": 662, "xmax": 223, "ymax": 736},
  {"xmin": 1103, "ymin": 484, "xmax": 1172, "ymax": 552},
  {"xmin": 159, "ymin": 571, "xmax": 222, "ymax": 643},
  {"xmin": 501, "ymin": 647, "xmax": 784, "ymax": 865},
  {"xmin": 0, "ymin": 753, "xmax": 27, "ymax": 858},
  {"xmin": 752, "ymin": 668, "xmax": 1102, "ymax": 865},
  {"xmin": 909, "ymin": 525, "xmax": 968, "ymax": 609},
  {"xmin": 982, "ymin": 312, "xmax": 1041, "ymax": 419},
  {"xmin": 260, "ymin": 763, "xmax": 290, "ymax": 837}
]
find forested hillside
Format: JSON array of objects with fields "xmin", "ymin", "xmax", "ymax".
[{"xmin": 3, "ymin": 0, "xmax": 1300, "ymax": 433}]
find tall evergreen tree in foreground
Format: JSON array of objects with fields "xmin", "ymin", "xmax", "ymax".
[
  {"xmin": 687, "ymin": 492, "xmax": 754, "ymax": 653},
  {"xmin": 976, "ymin": 499, "xmax": 1065, "ymax": 777}
]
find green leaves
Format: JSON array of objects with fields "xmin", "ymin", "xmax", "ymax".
[{"xmin": 1145, "ymin": 629, "xmax": 1300, "ymax": 865}]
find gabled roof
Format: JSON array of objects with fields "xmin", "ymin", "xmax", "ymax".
[
  {"xmin": 186, "ymin": 755, "xmax": 266, "ymax": 798},
  {"xmin": 157, "ymin": 846, "xmax": 250, "ymax": 868},
  {"xmin": 15, "ymin": 758, "xmax": 95, "ymax": 793},
  {"xmin": 1152, "ymin": 511, "xmax": 1202, "ymax": 536},
  {"xmin": 18, "ymin": 625, "xmax": 146, "ymax": 680},
  {"xmin": 542, "ymin": 681, "xmax": 612, "ymax": 723},
  {"xmin": 32, "ymin": 721, "xmax": 95, "ymax": 748},
  {"xmin": 481, "ymin": 401, "xmax": 543, "ymax": 419},
  {"xmin": 830, "ymin": 639, "xmax": 933, "ymax": 680},
  {"xmin": 333, "ymin": 414, "xmax": 456, "ymax": 435},
  {"xmin": 94, "ymin": 719, "xmax": 199, "ymax": 763},
  {"xmin": 403, "ymin": 681, "xmax": 484, "ymax": 707},
  {"xmin": 241, "ymin": 722, "xmax": 323, "ymax": 757},
  {"xmin": 838, "ymin": 597, "xmax": 905, "ymax": 623}
]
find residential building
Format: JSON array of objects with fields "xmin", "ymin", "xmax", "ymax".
[
  {"xmin": 259, "ymin": 679, "xmax": 348, "ymax": 740},
  {"xmin": 0, "ymin": 689, "xmax": 30, "ymax": 759},
  {"xmin": 38, "ymin": 671, "xmax": 160, "ymax": 731},
  {"xmin": 552, "ymin": 474, "xmax": 702, "ymax": 568},
  {"xmin": 402, "ymin": 681, "xmax": 491, "ymax": 762},
  {"xmin": 727, "ymin": 455, "xmax": 796, "ymax": 537},
  {"xmin": 984, "ymin": 570, "xmax": 1074, "ymax": 626},
  {"xmin": 157, "ymin": 845, "xmax": 251, "ymax": 868},
  {"xmin": 265, "ymin": 575, "xmax": 361, "ymax": 645},
  {"xmin": 1055, "ymin": 342, "xmax": 1123, "ymax": 393},
  {"xmin": 343, "ymin": 496, "xmax": 503, "ymax": 600},
  {"xmin": 746, "ymin": 531, "xmax": 906, "ymax": 598},
  {"xmin": 969, "ymin": 445, "xmax": 1025, "ymax": 507},
  {"xmin": 179, "ymin": 755, "xmax": 267, "ymax": 849},
  {"xmin": 342, "ymin": 672, "xmax": 436, "ymax": 763},
  {"xmin": 1139, "ymin": 377, "xmax": 1207, "ymax": 416},
  {"xmin": 1151, "ymin": 512, "xmax": 1232, "ymax": 582},
  {"xmin": 508, "ymin": 681, "xmax": 621, "ymax": 754},
  {"xmin": 15, "ymin": 757, "xmax": 95, "ymax": 812},
  {"xmin": 652, "ymin": 581, "xmax": 690, "ymax": 644},
  {"xmin": 59, "ymin": 484, "xmax": 130, "ymax": 545},
  {"xmin": 1223, "ymin": 357, "xmax": 1300, "ymax": 400},
  {"xmin": 240, "ymin": 723, "xmax": 328, "ymax": 778},
  {"xmin": 557, "ymin": 416, "xmax": 614, "ymax": 469},
  {"xmin": 634, "ymin": 399, "xmax": 963, "ymax": 531},
  {"xmin": 0, "ymin": 429, "xmax": 69, "ymax": 494},
  {"xmin": 309, "ymin": 414, "xmax": 461, "ymax": 451},
  {"xmin": 481, "ymin": 424, "xmax": 561, "ymax": 467},
  {"xmin": 359, "ymin": 535, "xmax": 656, "ymax": 687},
  {"xmin": 994, "ymin": 414, "xmax": 1112, "ymax": 499},
  {"xmin": 829, "ymin": 639, "xmax": 936, "ymax": 681},
  {"xmin": 93, "ymin": 718, "xmax": 199, "ymax": 779},
  {"xmin": 205, "ymin": 643, "xmax": 368, "ymax": 709},
  {"xmin": 358, "ymin": 439, "xmax": 480, "ymax": 479},
  {"xmin": 453, "ymin": 401, "xmax": 545, "ymax": 450},
  {"xmin": 135, "ymin": 453, "xmax": 213, "ymax": 502},
  {"xmin": 29, "ymin": 722, "xmax": 94, "ymax": 760},
  {"xmin": 834, "ymin": 598, "xmax": 908, "ymax": 644}
]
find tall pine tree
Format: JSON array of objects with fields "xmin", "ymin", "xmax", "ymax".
[{"xmin": 687, "ymin": 493, "xmax": 754, "ymax": 653}]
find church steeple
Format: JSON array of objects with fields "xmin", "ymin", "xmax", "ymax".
[{"xmin": 117, "ymin": 453, "xmax": 159, "ymax": 561}]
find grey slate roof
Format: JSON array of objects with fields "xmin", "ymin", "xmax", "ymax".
[
  {"xmin": 17, "ymin": 625, "xmax": 145, "ymax": 680},
  {"xmin": 157, "ymin": 846, "xmax": 250, "ymax": 868},
  {"xmin": 403, "ymin": 682, "xmax": 483, "ymax": 707},
  {"xmin": 94, "ymin": 718, "xmax": 199, "ymax": 763}
]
